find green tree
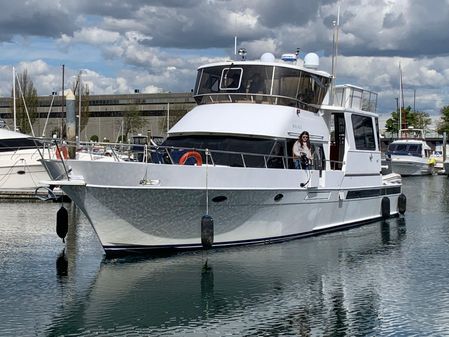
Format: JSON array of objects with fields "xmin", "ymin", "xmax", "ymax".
[
  {"xmin": 385, "ymin": 110, "xmax": 400, "ymax": 135},
  {"xmin": 10, "ymin": 69, "xmax": 38, "ymax": 135},
  {"xmin": 385, "ymin": 106, "xmax": 432, "ymax": 134},
  {"xmin": 408, "ymin": 110, "xmax": 432, "ymax": 130},
  {"xmin": 436, "ymin": 105, "xmax": 449, "ymax": 134}
]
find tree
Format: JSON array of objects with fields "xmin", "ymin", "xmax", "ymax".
[
  {"xmin": 385, "ymin": 106, "xmax": 412, "ymax": 135},
  {"xmin": 122, "ymin": 105, "xmax": 147, "ymax": 140},
  {"xmin": 436, "ymin": 105, "xmax": 449, "ymax": 134},
  {"xmin": 385, "ymin": 106, "xmax": 432, "ymax": 134},
  {"xmin": 10, "ymin": 69, "xmax": 38, "ymax": 135},
  {"xmin": 385, "ymin": 110, "xmax": 400, "ymax": 135},
  {"xmin": 158, "ymin": 103, "xmax": 190, "ymax": 135},
  {"xmin": 408, "ymin": 111, "xmax": 432, "ymax": 130}
]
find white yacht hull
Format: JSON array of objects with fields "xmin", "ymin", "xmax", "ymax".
[
  {"xmin": 390, "ymin": 155, "xmax": 433, "ymax": 176},
  {"xmin": 42, "ymin": 159, "xmax": 402, "ymax": 255}
]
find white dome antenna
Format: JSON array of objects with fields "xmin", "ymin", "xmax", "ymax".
[
  {"xmin": 260, "ymin": 52, "xmax": 275, "ymax": 62},
  {"xmin": 304, "ymin": 53, "xmax": 319, "ymax": 69}
]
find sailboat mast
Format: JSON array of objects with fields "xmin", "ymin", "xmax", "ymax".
[
  {"xmin": 398, "ymin": 63, "xmax": 402, "ymax": 136},
  {"xmin": 400, "ymin": 65, "xmax": 406, "ymax": 130}
]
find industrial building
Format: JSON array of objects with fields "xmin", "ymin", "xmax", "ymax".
[{"xmin": 0, "ymin": 92, "xmax": 196, "ymax": 141}]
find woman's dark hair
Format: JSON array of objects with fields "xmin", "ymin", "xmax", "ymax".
[{"xmin": 299, "ymin": 131, "xmax": 311, "ymax": 148}]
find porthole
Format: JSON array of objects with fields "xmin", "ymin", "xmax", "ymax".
[
  {"xmin": 17, "ymin": 170, "xmax": 26, "ymax": 175},
  {"xmin": 274, "ymin": 194, "xmax": 284, "ymax": 202},
  {"xmin": 212, "ymin": 196, "xmax": 227, "ymax": 203}
]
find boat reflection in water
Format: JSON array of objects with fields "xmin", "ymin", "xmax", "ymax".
[{"xmin": 46, "ymin": 217, "xmax": 407, "ymax": 336}]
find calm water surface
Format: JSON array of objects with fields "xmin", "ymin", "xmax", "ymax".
[{"xmin": 1, "ymin": 176, "xmax": 449, "ymax": 336}]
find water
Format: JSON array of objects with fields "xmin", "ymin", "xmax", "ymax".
[{"xmin": 1, "ymin": 176, "xmax": 449, "ymax": 336}]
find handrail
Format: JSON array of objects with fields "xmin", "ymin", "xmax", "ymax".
[
  {"xmin": 38, "ymin": 139, "xmax": 346, "ymax": 171},
  {"xmin": 195, "ymin": 92, "xmax": 319, "ymax": 110}
]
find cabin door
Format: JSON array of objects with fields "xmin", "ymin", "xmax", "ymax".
[{"xmin": 330, "ymin": 113, "xmax": 345, "ymax": 170}]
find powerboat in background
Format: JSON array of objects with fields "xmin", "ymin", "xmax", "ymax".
[
  {"xmin": 386, "ymin": 128, "xmax": 434, "ymax": 176},
  {"xmin": 0, "ymin": 126, "xmax": 52, "ymax": 192},
  {"xmin": 41, "ymin": 51, "xmax": 405, "ymax": 256}
]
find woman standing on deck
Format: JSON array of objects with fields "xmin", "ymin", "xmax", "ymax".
[{"xmin": 293, "ymin": 131, "xmax": 313, "ymax": 169}]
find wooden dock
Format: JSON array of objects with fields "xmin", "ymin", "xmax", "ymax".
[{"xmin": 0, "ymin": 189, "xmax": 69, "ymax": 202}]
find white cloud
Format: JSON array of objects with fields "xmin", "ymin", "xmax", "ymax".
[
  {"xmin": 58, "ymin": 27, "xmax": 121, "ymax": 45},
  {"xmin": 0, "ymin": 0, "xmax": 448, "ymax": 124}
]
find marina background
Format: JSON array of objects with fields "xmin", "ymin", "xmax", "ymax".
[{"xmin": 1, "ymin": 175, "xmax": 449, "ymax": 336}]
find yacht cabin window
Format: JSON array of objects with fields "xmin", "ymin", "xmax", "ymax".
[
  {"xmin": 220, "ymin": 68, "xmax": 243, "ymax": 90},
  {"xmin": 0, "ymin": 138, "xmax": 41, "ymax": 152},
  {"xmin": 351, "ymin": 115, "xmax": 376, "ymax": 150},
  {"xmin": 194, "ymin": 64, "xmax": 330, "ymax": 111},
  {"xmin": 388, "ymin": 143, "xmax": 422, "ymax": 157},
  {"xmin": 162, "ymin": 135, "xmax": 282, "ymax": 168}
]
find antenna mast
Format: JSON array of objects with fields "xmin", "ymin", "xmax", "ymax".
[{"xmin": 330, "ymin": 5, "xmax": 340, "ymax": 105}]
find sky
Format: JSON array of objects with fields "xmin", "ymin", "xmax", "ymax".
[{"xmin": 1, "ymin": 0, "xmax": 449, "ymax": 127}]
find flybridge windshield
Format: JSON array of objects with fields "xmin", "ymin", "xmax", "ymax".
[
  {"xmin": 388, "ymin": 143, "xmax": 422, "ymax": 157},
  {"xmin": 193, "ymin": 64, "xmax": 330, "ymax": 112}
]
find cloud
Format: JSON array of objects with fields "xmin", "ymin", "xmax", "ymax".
[
  {"xmin": 0, "ymin": 0, "xmax": 448, "ymax": 123},
  {"xmin": 59, "ymin": 27, "xmax": 121, "ymax": 45}
]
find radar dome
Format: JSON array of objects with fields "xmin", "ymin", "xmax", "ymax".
[
  {"xmin": 304, "ymin": 53, "xmax": 319, "ymax": 69},
  {"xmin": 260, "ymin": 52, "xmax": 275, "ymax": 62}
]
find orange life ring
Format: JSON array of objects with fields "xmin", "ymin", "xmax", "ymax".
[
  {"xmin": 179, "ymin": 151, "xmax": 203, "ymax": 166},
  {"xmin": 56, "ymin": 145, "xmax": 69, "ymax": 160}
]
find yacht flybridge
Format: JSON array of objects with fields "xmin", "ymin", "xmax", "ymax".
[{"xmin": 40, "ymin": 52, "xmax": 406, "ymax": 256}]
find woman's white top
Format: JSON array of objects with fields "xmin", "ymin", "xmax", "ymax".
[{"xmin": 293, "ymin": 141, "xmax": 312, "ymax": 159}]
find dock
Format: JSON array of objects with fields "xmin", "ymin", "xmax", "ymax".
[{"xmin": 0, "ymin": 189, "xmax": 69, "ymax": 202}]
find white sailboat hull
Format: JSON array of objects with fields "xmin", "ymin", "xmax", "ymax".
[{"xmin": 0, "ymin": 149, "xmax": 51, "ymax": 191}]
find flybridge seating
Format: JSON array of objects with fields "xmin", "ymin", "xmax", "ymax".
[{"xmin": 193, "ymin": 63, "xmax": 331, "ymax": 112}]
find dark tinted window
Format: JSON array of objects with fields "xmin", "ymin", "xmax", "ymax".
[
  {"xmin": 162, "ymin": 136, "xmax": 278, "ymax": 167},
  {"xmin": 0, "ymin": 138, "xmax": 41, "ymax": 152},
  {"xmin": 352, "ymin": 115, "xmax": 375, "ymax": 150}
]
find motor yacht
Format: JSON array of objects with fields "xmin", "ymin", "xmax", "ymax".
[
  {"xmin": 40, "ymin": 52, "xmax": 405, "ymax": 256},
  {"xmin": 386, "ymin": 129, "xmax": 434, "ymax": 176}
]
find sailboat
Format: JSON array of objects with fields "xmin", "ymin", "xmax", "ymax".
[{"xmin": 0, "ymin": 68, "xmax": 54, "ymax": 193}]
